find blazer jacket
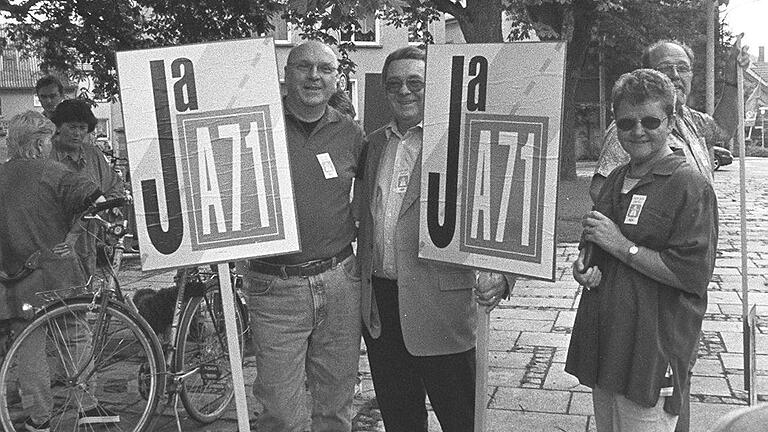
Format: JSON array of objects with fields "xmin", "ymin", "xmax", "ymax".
[{"xmin": 358, "ymin": 125, "xmax": 477, "ymax": 356}]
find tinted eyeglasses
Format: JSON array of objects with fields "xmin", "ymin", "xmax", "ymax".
[
  {"xmin": 615, "ymin": 116, "xmax": 668, "ymax": 132},
  {"xmin": 385, "ymin": 78, "xmax": 426, "ymax": 94}
]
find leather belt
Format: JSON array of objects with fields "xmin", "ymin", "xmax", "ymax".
[{"xmin": 249, "ymin": 245, "xmax": 353, "ymax": 278}]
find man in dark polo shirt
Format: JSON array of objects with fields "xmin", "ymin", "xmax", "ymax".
[{"xmin": 240, "ymin": 41, "xmax": 365, "ymax": 431}]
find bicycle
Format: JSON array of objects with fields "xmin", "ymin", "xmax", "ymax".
[{"xmin": 0, "ymin": 198, "xmax": 249, "ymax": 432}]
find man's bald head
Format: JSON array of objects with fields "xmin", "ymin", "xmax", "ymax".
[{"xmin": 284, "ymin": 41, "xmax": 340, "ymax": 121}]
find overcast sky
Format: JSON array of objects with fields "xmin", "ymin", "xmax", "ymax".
[{"xmin": 722, "ymin": 0, "xmax": 768, "ymax": 58}]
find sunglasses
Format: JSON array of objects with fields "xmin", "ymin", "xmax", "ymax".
[
  {"xmin": 615, "ymin": 116, "xmax": 668, "ymax": 131},
  {"xmin": 385, "ymin": 78, "xmax": 426, "ymax": 94}
]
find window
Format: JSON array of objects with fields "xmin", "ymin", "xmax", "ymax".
[
  {"xmin": 340, "ymin": 12, "xmax": 379, "ymax": 45},
  {"xmin": 270, "ymin": 17, "xmax": 293, "ymax": 45}
]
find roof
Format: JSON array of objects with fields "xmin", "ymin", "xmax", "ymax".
[
  {"xmin": 751, "ymin": 62, "xmax": 768, "ymax": 84},
  {"xmin": 0, "ymin": 48, "xmax": 43, "ymax": 89}
]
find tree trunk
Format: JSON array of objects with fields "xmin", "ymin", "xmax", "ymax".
[
  {"xmin": 527, "ymin": 0, "xmax": 596, "ymax": 181},
  {"xmin": 447, "ymin": 0, "xmax": 503, "ymax": 43}
]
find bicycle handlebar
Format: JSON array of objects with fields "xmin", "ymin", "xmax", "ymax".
[{"xmin": 88, "ymin": 197, "xmax": 129, "ymax": 215}]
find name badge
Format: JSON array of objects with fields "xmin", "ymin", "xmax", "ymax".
[
  {"xmin": 624, "ymin": 194, "xmax": 646, "ymax": 225},
  {"xmin": 316, "ymin": 153, "xmax": 338, "ymax": 179},
  {"xmin": 394, "ymin": 170, "xmax": 409, "ymax": 193}
]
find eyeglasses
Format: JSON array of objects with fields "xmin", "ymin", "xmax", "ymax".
[
  {"xmin": 655, "ymin": 63, "xmax": 692, "ymax": 75},
  {"xmin": 288, "ymin": 62, "xmax": 337, "ymax": 76},
  {"xmin": 615, "ymin": 116, "xmax": 668, "ymax": 131},
  {"xmin": 385, "ymin": 78, "xmax": 426, "ymax": 94}
]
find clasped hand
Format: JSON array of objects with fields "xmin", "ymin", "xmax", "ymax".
[
  {"xmin": 573, "ymin": 210, "xmax": 626, "ymax": 289},
  {"xmin": 474, "ymin": 271, "xmax": 508, "ymax": 313}
]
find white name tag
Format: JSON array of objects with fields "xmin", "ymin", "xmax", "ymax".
[
  {"xmin": 394, "ymin": 170, "xmax": 409, "ymax": 193},
  {"xmin": 624, "ymin": 194, "xmax": 647, "ymax": 225},
  {"xmin": 316, "ymin": 153, "xmax": 338, "ymax": 179}
]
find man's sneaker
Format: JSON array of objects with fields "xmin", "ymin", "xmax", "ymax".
[
  {"xmin": 77, "ymin": 405, "xmax": 120, "ymax": 426},
  {"xmin": 23, "ymin": 418, "xmax": 50, "ymax": 432}
]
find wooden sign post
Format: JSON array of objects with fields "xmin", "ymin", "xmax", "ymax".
[
  {"xmin": 117, "ymin": 38, "xmax": 300, "ymax": 430},
  {"xmin": 420, "ymin": 42, "xmax": 567, "ymax": 430}
]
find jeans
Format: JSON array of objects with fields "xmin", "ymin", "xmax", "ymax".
[
  {"xmin": 362, "ymin": 277, "xmax": 475, "ymax": 432},
  {"xmin": 13, "ymin": 315, "xmax": 97, "ymax": 424},
  {"xmin": 242, "ymin": 254, "xmax": 362, "ymax": 432},
  {"xmin": 593, "ymin": 386, "xmax": 679, "ymax": 432}
]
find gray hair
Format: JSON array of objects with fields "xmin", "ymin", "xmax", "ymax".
[
  {"xmin": 381, "ymin": 46, "xmax": 426, "ymax": 86},
  {"xmin": 612, "ymin": 69, "xmax": 676, "ymax": 116},
  {"xmin": 641, "ymin": 39, "xmax": 694, "ymax": 68},
  {"xmin": 7, "ymin": 111, "xmax": 55, "ymax": 160}
]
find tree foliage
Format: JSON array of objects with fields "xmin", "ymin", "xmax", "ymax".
[{"xmin": 1, "ymin": 0, "xmax": 736, "ymax": 177}]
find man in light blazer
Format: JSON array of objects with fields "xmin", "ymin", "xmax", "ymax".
[{"xmin": 356, "ymin": 46, "xmax": 512, "ymax": 432}]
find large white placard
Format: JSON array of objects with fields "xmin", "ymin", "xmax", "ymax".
[
  {"xmin": 419, "ymin": 42, "xmax": 566, "ymax": 281},
  {"xmin": 117, "ymin": 38, "xmax": 299, "ymax": 270}
]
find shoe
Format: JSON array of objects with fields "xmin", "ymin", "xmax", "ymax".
[
  {"xmin": 77, "ymin": 405, "xmax": 120, "ymax": 426},
  {"xmin": 23, "ymin": 418, "xmax": 50, "ymax": 432}
]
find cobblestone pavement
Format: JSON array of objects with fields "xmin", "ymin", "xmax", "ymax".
[{"xmin": 118, "ymin": 159, "xmax": 768, "ymax": 431}]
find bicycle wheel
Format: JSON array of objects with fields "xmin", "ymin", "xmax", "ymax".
[
  {"xmin": 0, "ymin": 298, "xmax": 165, "ymax": 432},
  {"xmin": 176, "ymin": 283, "xmax": 246, "ymax": 423}
]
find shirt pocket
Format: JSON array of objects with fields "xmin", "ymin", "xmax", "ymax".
[{"xmin": 630, "ymin": 204, "xmax": 673, "ymax": 247}]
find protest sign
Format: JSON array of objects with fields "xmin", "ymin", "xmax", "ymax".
[
  {"xmin": 117, "ymin": 38, "xmax": 299, "ymax": 271},
  {"xmin": 419, "ymin": 42, "xmax": 566, "ymax": 281}
]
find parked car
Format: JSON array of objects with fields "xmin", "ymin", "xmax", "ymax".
[{"xmin": 713, "ymin": 146, "xmax": 733, "ymax": 170}]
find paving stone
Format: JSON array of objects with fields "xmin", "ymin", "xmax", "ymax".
[
  {"xmin": 493, "ymin": 308, "xmax": 558, "ymax": 321},
  {"xmin": 489, "ymin": 330, "xmax": 520, "ymax": 351},
  {"xmin": 490, "ymin": 387, "xmax": 571, "ymax": 413},
  {"xmin": 692, "ymin": 358, "xmax": 726, "ymax": 377},
  {"xmin": 690, "ymin": 402, "xmax": 751, "ymax": 432},
  {"xmin": 511, "ymin": 287, "xmax": 576, "ymax": 298},
  {"xmin": 724, "ymin": 374, "xmax": 768, "ymax": 397},
  {"xmin": 544, "ymin": 363, "xmax": 590, "ymax": 392},
  {"xmin": 702, "ymin": 320, "xmax": 748, "ymax": 333},
  {"xmin": 486, "ymin": 409, "xmax": 588, "ymax": 432},
  {"xmin": 503, "ymin": 297, "xmax": 575, "ymax": 309},
  {"xmin": 487, "ymin": 367, "xmax": 527, "ymax": 387},
  {"xmin": 691, "ymin": 375, "xmax": 733, "ymax": 397},
  {"xmin": 555, "ymin": 311, "xmax": 577, "ymax": 329},
  {"xmin": 568, "ymin": 391, "xmax": 594, "ymax": 416},
  {"xmin": 492, "ymin": 319, "xmax": 554, "ymax": 332},
  {"xmin": 720, "ymin": 353, "xmax": 768, "ymax": 372},
  {"xmin": 709, "ymin": 291, "xmax": 744, "ymax": 304},
  {"xmin": 489, "ymin": 351, "xmax": 535, "ymax": 369},
  {"xmin": 517, "ymin": 332, "xmax": 571, "ymax": 348}
]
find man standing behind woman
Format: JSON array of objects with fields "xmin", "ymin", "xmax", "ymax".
[
  {"xmin": 567, "ymin": 69, "xmax": 718, "ymax": 431},
  {"xmin": 356, "ymin": 46, "xmax": 511, "ymax": 431}
]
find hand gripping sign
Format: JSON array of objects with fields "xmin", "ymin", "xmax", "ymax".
[
  {"xmin": 116, "ymin": 38, "xmax": 299, "ymax": 271},
  {"xmin": 419, "ymin": 42, "xmax": 566, "ymax": 281},
  {"xmin": 117, "ymin": 38, "xmax": 299, "ymax": 431}
]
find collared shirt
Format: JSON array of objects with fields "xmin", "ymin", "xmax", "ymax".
[
  {"xmin": 258, "ymin": 104, "xmax": 365, "ymax": 265},
  {"xmin": 371, "ymin": 121, "xmax": 422, "ymax": 280},
  {"xmin": 594, "ymin": 105, "xmax": 727, "ymax": 184},
  {"xmin": 567, "ymin": 153, "xmax": 718, "ymax": 416},
  {"xmin": 50, "ymin": 140, "xmax": 124, "ymax": 199}
]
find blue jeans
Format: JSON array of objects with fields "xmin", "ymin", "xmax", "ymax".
[{"xmin": 242, "ymin": 254, "xmax": 361, "ymax": 432}]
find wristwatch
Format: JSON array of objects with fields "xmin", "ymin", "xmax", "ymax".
[{"xmin": 627, "ymin": 244, "xmax": 639, "ymax": 261}]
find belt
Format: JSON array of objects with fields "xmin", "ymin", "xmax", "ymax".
[{"xmin": 249, "ymin": 245, "xmax": 353, "ymax": 278}]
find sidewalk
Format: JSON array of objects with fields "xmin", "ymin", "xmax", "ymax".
[{"xmin": 118, "ymin": 159, "xmax": 768, "ymax": 432}]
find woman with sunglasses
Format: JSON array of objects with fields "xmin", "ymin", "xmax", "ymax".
[{"xmin": 565, "ymin": 69, "xmax": 718, "ymax": 432}]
